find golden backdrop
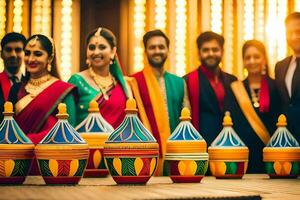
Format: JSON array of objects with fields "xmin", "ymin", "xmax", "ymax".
[{"xmin": 0, "ymin": 0, "xmax": 300, "ymax": 80}]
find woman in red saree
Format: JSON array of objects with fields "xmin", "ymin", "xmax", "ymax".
[
  {"xmin": 68, "ymin": 27, "xmax": 149, "ymax": 129},
  {"xmin": 14, "ymin": 34, "xmax": 77, "ymax": 174}
]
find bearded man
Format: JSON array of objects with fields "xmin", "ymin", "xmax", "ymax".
[
  {"xmin": 131, "ymin": 29, "xmax": 190, "ymax": 176},
  {"xmin": 184, "ymin": 31, "xmax": 238, "ymax": 145}
]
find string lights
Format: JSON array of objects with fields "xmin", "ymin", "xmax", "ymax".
[
  {"xmin": 175, "ymin": 0, "xmax": 187, "ymax": 76},
  {"xmin": 0, "ymin": 0, "xmax": 5, "ymax": 39},
  {"xmin": 255, "ymin": 0, "xmax": 264, "ymax": 41},
  {"xmin": 265, "ymin": 0, "xmax": 287, "ymax": 73},
  {"xmin": 295, "ymin": 0, "xmax": 300, "ymax": 12},
  {"xmin": 0, "ymin": 0, "xmax": 6, "ymax": 71},
  {"xmin": 60, "ymin": 0, "xmax": 72, "ymax": 81},
  {"xmin": 243, "ymin": 0, "xmax": 254, "ymax": 40},
  {"xmin": 265, "ymin": 0, "xmax": 277, "ymax": 69},
  {"xmin": 33, "ymin": 0, "xmax": 42, "ymax": 33},
  {"xmin": 133, "ymin": 0, "xmax": 146, "ymax": 72},
  {"xmin": 0, "ymin": 0, "xmax": 295, "ymax": 78},
  {"xmin": 154, "ymin": 0, "xmax": 167, "ymax": 31},
  {"xmin": 13, "ymin": 0, "xmax": 23, "ymax": 33},
  {"xmin": 211, "ymin": 0, "xmax": 222, "ymax": 34},
  {"xmin": 224, "ymin": 0, "xmax": 233, "ymax": 73},
  {"xmin": 277, "ymin": 0, "xmax": 287, "ymax": 62},
  {"xmin": 33, "ymin": 0, "xmax": 51, "ymax": 35}
]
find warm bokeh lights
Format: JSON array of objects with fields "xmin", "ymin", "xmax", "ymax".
[
  {"xmin": 32, "ymin": 0, "xmax": 51, "ymax": 36},
  {"xmin": 223, "ymin": 0, "xmax": 233, "ymax": 74},
  {"xmin": 211, "ymin": 0, "xmax": 222, "ymax": 34},
  {"xmin": 133, "ymin": 0, "xmax": 146, "ymax": 72},
  {"xmin": 175, "ymin": 0, "xmax": 187, "ymax": 76},
  {"xmin": 13, "ymin": 0, "xmax": 23, "ymax": 33},
  {"xmin": 265, "ymin": 0, "xmax": 287, "ymax": 77},
  {"xmin": 0, "ymin": 0, "xmax": 299, "ymax": 79},
  {"xmin": 154, "ymin": 0, "xmax": 167, "ymax": 31},
  {"xmin": 60, "ymin": 0, "xmax": 73, "ymax": 81},
  {"xmin": 0, "ymin": 0, "xmax": 6, "ymax": 71},
  {"xmin": 243, "ymin": 0, "xmax": 254, "ymax": 40}
]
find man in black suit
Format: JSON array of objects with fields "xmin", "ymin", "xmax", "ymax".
[
  {"xmin": 0, "ymin": 32, "xmax": 26, "ymax": 122},
  {"xmin": 184, "ymin": 31, "xmax": 238, "ymax": 145},
  {"xmin": 275, "ymin": 12, "xmax": 300, "ymax": 142}
]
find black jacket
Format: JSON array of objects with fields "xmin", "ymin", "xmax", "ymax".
[
  {"xmin": 275, "ymin": 56, "xmax": 300, "ymax": 142},
  {"xmin": 231, "ymin": 76, "xmax": 280, "ymax": 173},
  {"xmin": 184, "ymin": 68, "xmax": 238, "ymax": 145}
]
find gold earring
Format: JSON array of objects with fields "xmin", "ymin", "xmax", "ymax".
[
  {"xmin": 110, "ymin": 57, "xmax": 114, "ymax": 65},
  {"xmin": 243, "ymin": 68, "xmax": 248, "ymax": 77},
  {"xmin": 86, "ymin": 59, "xmax": 91, "ymax": 67},
  {"xmin": 47, "ymin": 64, "xmax": 51, "ymax": 72},
  {"xmin": 261, "ymin": 66, "xmax": 266, "ymax": 75}
]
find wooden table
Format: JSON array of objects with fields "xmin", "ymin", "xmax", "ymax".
[{"xmin": 0, "ymin": 174, "xmax": 299, "ymax": 200}]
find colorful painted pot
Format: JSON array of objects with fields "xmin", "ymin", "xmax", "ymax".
[
  {"xmin": 104, "ymin": 99, "xmax": 159, "ymax": 184},
  {"xmin": 35, "ymin": 103, "xmax": 89, "ymax": 184},
  {"xmin": 208, "ymin": 112, "xmax": 249, "ymax": 179},
  {"xmin": 263, "ymin": 114, "xmax": 300, "ymax": 178},
  {"xmin": 76, "ymin": 100, "xmax": 114, "ymax": 177},
  {"xmin": 165, "ymin": 108, "xmax": 208, "ymax": 183},
  {"xmin": 0, "ymin": 102, "xmax": 34, "ymax": 184}
]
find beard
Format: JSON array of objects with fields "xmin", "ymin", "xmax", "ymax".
[
  {"xmin": 200, "ymin": 56, "xmax": 222, "ymax": 71},
  {"xmin": 5, "ymin": 58, "xmax": 20, "ymax": 74},
  {"xmin": 147, "ymin": 54, "xmax": 167, "ymax": 68}
]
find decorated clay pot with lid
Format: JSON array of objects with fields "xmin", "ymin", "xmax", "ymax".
[
  {"xmin": 165, "ymin": 107, "xmax": 208, "ymax": 183},
  {"xmin": 104, "ymin": 99, "xmax": 159, "ymax": 184},
  {"xmin": 263, "ymin": 114, "xmax": 300, "ymax": 178},
  {"xmin": 208, "ymin": 112, "xmax": 249, "ymax": 179},
  {"xmin": 35, "ymin": 103, "xmax": 89, "ymax": 184},
  {"xmin": 76, "ymin": 100, "xmax": 114, "ymax": 177},
  {"xmin": 0, "ymin": 102, "xmax": 34, "ymax": 184}
]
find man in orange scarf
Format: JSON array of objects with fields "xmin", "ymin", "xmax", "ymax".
[{"xmin": 131, "ymin": 30, "xmax": 190, "ymax": 176}]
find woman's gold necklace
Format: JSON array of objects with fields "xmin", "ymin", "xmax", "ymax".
[
  {"xmin": 250, "ymin": 87, "xmax": 260, "ymax": 108},
  {"xmin": 25, "ymin": 74, "xmax": 52, "ymax": 97},
  {"xmin": 89, "ymin": 67, "xmax": 115, "ymax": 100}
]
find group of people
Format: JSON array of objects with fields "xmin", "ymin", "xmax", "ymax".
[{"xmin": 1, "ymin": 12, "xmax": 300, "ymax": 176}]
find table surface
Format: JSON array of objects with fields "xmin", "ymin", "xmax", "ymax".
[{"xmin": 0, "ymin": 174, "xmax": 299, "ymax": 200}]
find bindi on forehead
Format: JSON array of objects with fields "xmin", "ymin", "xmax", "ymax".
[
  {"xmin": 25, "ymin": 42, "xmax": 45, "ymax": 53},
  {"xmin": 89, "ymin": 36, "xmax": 109, "ymax": 46},
  {"xmin": 28, "ymin": 36, "xmax": 39, "ymax": 47}
]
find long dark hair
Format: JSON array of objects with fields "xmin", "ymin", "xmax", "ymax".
[
  {"xmin": 242, "ymin": 39, "xmax": 270, "ymax": 76},
  {"xmin": 24, "ymin": 34, "xmax": 60, "ymax": 81}
]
